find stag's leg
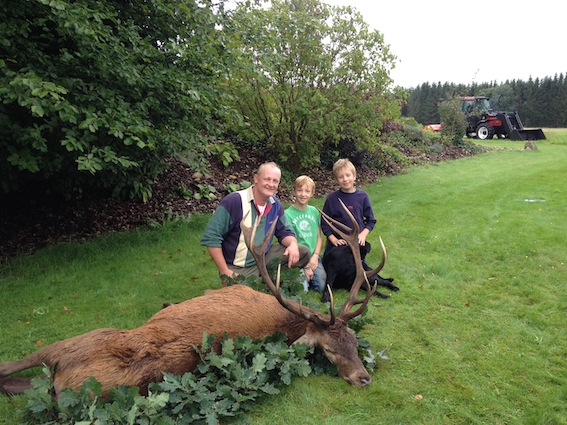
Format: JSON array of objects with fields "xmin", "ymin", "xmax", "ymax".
[
  {"xmin": 0, "ymin": 356, "xmax": 44, "ymax": 395},
  {"xmin": 0, "ymin": 377, "xmax": 35, "ymax": 395},
  {"xmin": 0, "ymin": 356, "xmax": 41, "ymax": 377}
]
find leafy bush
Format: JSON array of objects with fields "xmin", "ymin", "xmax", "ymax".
[
  {"xmin": 20, "ymin": 332, "xmax": 313, "ymax": 424},
  {"xmin": 1, "ymin": 0, "xmax": 233, "ymax": 201},
  {"xmin": 226, "ymin": 0, "xmax": 399, "ymax": 174},
  {"xmin": 207, "ymin": 141, "xmax": 241, "ymax": 168},
  {"xmin": 439, "ymin": 97, "xmax": 467, "ymax": 145}
]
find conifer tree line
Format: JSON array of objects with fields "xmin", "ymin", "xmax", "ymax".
[{"xmin": 403, "ymin": 73, "xmax": 567, "ymax": 128}]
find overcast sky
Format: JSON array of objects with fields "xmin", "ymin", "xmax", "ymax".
[{"xmin": 323, "ymin": 0, "xmax": 566, "ymax": 88}]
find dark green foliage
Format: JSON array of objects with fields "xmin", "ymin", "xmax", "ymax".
[
  {"xmin": 0, "ymin": 0, "xmax": 233, "ymax": 200},
  {"xmin": 20, "ymin": 333, "xmax": 313, "ymax": 424}
]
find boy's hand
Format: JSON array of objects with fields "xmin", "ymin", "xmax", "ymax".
[
  {"xmin": 303, "ymin": 265, "xmax": 314, "ymax": 281},
  {"xmin": 308, "ymin": 255, "xmax": 318, "ymax": 271},
  {"xmin": 329, "ymin": 235, "xmax": 347, "ymax": 246},
  {"xmin": 358, "ymin": 229, "xmax": 370, "ymax": 246}
]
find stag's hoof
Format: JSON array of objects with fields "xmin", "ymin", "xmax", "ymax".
[{"xmin": 373, "ymin": 291, "xmax": 390, "ymax": 299}]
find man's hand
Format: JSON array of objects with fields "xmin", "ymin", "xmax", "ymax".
[
  {"xmin": 220, "ymin": 270, "xmax": 237, "ymax": 287},
  {"xmin": 282, "ymin": 238, "xmax": 300, "ymax": 267}
]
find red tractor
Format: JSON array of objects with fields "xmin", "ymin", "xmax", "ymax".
[{"xmin": 460, "ymin": 96, "xmax": 545, "ymax": 141}]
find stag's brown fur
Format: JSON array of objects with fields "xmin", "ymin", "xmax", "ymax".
[{"xmin": 0, "ymin": 284, "xmax": 368, "ymax": 396}]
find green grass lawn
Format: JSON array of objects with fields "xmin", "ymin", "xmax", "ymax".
[{"xmin": 1, "ymin": 132, "xmax": 566, "ymax": 424}]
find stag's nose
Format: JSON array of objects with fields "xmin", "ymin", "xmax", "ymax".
[{"xmin": 344, "ymin": 372, "xmax": 372, "ymax": 387}]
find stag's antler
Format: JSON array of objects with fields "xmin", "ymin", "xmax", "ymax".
[
  {"xmin": 320, "ymin": 199, "xmax": 387, "ymax": 322},
  {"xmin": 241, "ymin": 213, "xmax": 335, "ymax": 327}
]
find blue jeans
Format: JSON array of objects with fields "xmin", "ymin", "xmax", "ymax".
[{"xmin": 309, "ymin": 258, "xmax": 327, "ymax": 292}]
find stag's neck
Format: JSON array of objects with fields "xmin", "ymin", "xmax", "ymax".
[{"xmin": 275, "ymin": 310, "xmax": 310, "ymax": 343}]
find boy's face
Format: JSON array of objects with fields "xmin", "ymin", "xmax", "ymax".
[
  {"xmin": 335, "ymin": 167, "xmax": 356, "ymax": 192},
  {"xmin": 293, "ymin": 184, "xmax": 314, "ymax": 206}
]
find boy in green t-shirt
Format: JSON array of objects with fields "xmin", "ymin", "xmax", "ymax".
[{"xmin": 285, "ymin": 176, "xmax": 326, "ymax": 292}]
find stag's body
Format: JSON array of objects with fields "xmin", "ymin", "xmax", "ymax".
[{"xmin": 0, "ymin": 284, "xmax": 364, "ymax": 395}]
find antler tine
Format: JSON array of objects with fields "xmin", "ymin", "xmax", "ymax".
[
  {"xmin": 365, "ymin": 236, "xmax": 387, "ymax": 280},
  {"xmin": 319, "ymin": 199, "xmax": 360, "ymax": 242},
  {"xmin": 341, "ymin": 237, "xmax": 387, "ymax": 321},
  {"xmin": 325, "ymin": 284, "xmax": 337, "ymax": 324},
  {"xmin": 320, "ymin": 199, "xmax": 381, "ymax": 321},
  {"xmin": 240, "ymin": 212, "xmax": 334, "ymax": 327}
]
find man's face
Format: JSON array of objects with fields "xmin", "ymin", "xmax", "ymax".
[{"xmin": 254, "ymin": 165, "xmax": 281, "ymax": 201}]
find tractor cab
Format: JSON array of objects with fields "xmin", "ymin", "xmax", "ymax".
[{"xmin": 460, "ymin": 96, "xmax": 492, "ymax": 115}]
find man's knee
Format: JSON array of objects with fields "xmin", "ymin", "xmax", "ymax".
[
  {"xmin": 227, "ymin": 264, "xmax": 259, "ymax": 278},
  {"xmin": 267, "ymin": 243, "xmax": 310, "ymax": 268}
]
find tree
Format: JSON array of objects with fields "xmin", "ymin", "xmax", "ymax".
[
  {"xmin": 224, "ymin": 0, "xmax": 399, "ymax": 172},
  {"xmin": 439, "ymin": 96, "xmax": 466, "ymax": 145},
  {"xmin": 0, "ymin": 0, "xmax": 232, "ymax": 200}
]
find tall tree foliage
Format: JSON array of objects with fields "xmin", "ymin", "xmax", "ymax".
[
  {"xmin": 0, "ymin": 0, "xmax": 232, "ymax": 200},
  {"xmin": 225, "ymin": 0, "xmax": 399, "ymax": 172}
]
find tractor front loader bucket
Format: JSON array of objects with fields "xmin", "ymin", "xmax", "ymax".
[
  {"xmin": 504, "ymin": 112, "xmax": 546, "ymax": 140},
  {"xmin": 508, "ymin": 128, "xmax": 546, "ymax": 141}
]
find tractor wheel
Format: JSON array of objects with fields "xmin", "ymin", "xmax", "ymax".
[{"xmin": 476, "ymin": 123, "xmax": 495, "ymax": 140}]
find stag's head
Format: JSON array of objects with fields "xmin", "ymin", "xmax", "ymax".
[
  {"xmin": 296, "ymin": 318, "xmax": 371, "ymax": 386},
  {"xmin": 241, "ymin": 199, "xmax": 386, "ymax": 387}
]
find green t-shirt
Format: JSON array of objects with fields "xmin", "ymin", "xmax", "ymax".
[{"xmin": 284, "ymin": 205, "xmax": 320, "ymax": 255}]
